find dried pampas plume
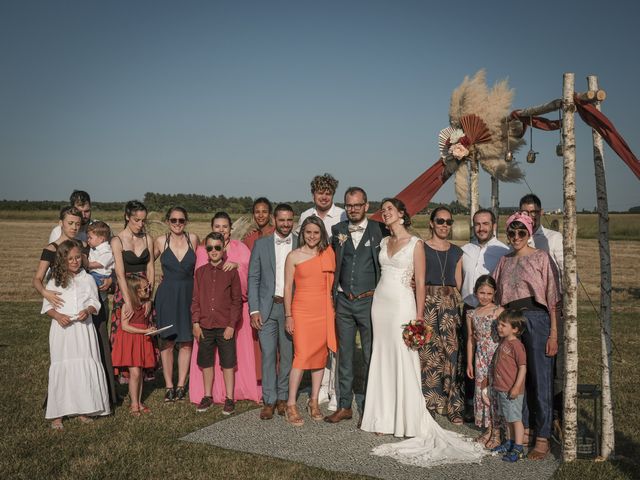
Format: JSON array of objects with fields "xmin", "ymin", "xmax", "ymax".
[{"xmin": 442, "ymin": 70, "xmax": 525, "ymax": 204}]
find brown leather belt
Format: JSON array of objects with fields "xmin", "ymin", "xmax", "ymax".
[
  {"xmin": 344, "ymin": 290, "xmax": 375, "ymax": 301},
  {"xmin": 272, "ymin": 295, "xmax": 284, "ymax": 304}
]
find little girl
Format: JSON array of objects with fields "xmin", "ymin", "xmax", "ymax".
[
  {"xmin": 465, "ymin": 274, "xmax": 503, "ymax": 448},
  {"xmin": 111, "ymin": 274, "xmax": 157, "ymax": 415},
  {"xmin": 42, "ymin": 240, "xmax": 111, "ymax": 430}
]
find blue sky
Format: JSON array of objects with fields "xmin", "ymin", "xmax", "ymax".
[{"xmin": 1, "ymin": 0, "xmax": 638, "ymax": 211}]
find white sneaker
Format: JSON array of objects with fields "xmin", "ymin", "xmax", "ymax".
[
  {"xmin": 327, "ymin": 394, "xmax": 338, "ymax": 412},
  {"xmin": 317, "ymin": 387, "xmax": 330, "ymax": 404}
]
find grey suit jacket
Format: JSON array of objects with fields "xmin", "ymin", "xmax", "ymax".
[
  {"xmin": 247, "ymin": 233, "xmax": 298, "ymax": 320},
  {"xmin": 331, "ymin": 220, "xmax": 387, "ymax": 300}
]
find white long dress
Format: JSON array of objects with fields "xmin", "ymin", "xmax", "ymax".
[
  {"xmin": 360, "ymin": 236, "xmax": 486, "ymax": 467},
  {"xmin": 42, "ymin": 271, "xmax": 111, "ymax": 419}
]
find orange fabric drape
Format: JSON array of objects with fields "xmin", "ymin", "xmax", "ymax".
[{"xmin": 371, "ymin": 159, "xmax": 448, "ymax": 221}]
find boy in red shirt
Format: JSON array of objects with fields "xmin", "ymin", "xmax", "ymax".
[
  {"xmin": 192, "ymin": 232, "xmax": 242, "ymax": 414},
  {"xmin": 491, "ymin": 309, "xmax": 527, "ymax": 462}
]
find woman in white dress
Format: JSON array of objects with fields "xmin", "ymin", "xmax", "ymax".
[
  {"xmin": 42, "ymin": 240, "xmax": 111, "ymax": 430},
  {"xmin": 360, "ymin": 198, "xmax": 485, "ymax": 467}
]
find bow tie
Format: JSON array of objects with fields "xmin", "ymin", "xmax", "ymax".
[
  {"xmin": 348, "ymin": 225, "xmax": 365, "ymax": 233},
  {"xmin": 275, "ymin": 236, "xmax": 292, "ymax": 245}
]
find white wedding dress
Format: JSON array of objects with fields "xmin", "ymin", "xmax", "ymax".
[{"xmin": 360, "ymin": 236, "xmax": 486, "ymax": 467}]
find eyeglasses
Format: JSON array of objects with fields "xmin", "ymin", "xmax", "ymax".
[
  {"xmin": 138, "ymin": 284, "xmax": 152, "ymax": 292},
  {"xmin": 345, "ymin": 203, "xmax": 366, "ymax": 210},
  {"xmin": 206, "ymin": 245, "xmax": 223, "ymax": 252},
  {"xmin": 507, "ymin": 229, "xmax": 529, "ymax": 239},
  {"xmin": 169, "ymin": 218, "xmax": 186, "ymax": 224},
  {"xmin": 434, "ymin": 218, "xmax": 454, "ymax": 226},
  {"xmin": 520, "ymin": 209, "xmax": 541, "ymax": 218}
]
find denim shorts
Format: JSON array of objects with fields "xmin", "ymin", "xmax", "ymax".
[{"xmin": 497, "ymin": 391, "xmax": 524, "ymax": 423}]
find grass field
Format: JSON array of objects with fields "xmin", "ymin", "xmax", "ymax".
[{"xmin": 1, "ymin": 218, "xmax": 638, "ymax": 479}]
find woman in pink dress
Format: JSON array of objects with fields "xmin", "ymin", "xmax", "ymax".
[{"xmin": 189, "ymin": 212, "xmax": 262, "ymax": 404}]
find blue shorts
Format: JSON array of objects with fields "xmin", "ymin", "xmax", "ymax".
[{"xmin": 497, "ymin": 391, "xmax": 524, "ymax": 423}]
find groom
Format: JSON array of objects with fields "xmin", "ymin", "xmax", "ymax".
[{"xmin": 325, "ymin": 187, "xmax": 385, "ymax": 425}]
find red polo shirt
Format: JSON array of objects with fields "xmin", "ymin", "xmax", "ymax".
[{"xmin": 191, "ymin": 262, "xmax": 242, "ymax": 329}]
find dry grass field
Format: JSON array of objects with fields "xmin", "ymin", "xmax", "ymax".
[{"xmin": 1, "ymin": 215, "xmax": 638, "ymax": 479}]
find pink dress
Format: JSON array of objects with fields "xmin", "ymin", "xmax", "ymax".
[{"xmin": 189, "ymin": 239, "xmax": 262, "ymax": 404}]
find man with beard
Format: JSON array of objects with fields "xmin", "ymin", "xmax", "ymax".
[
  {"xmin": 248, "ymin": 204, "xmax": 297, "ymax": 420},
  {"xmin": 461, "ymin": 208, "xmax": 510, "ymax": 421},
  {"xmin": 324, "ymin": 187, "xmax": 386, "ymax": 425}
]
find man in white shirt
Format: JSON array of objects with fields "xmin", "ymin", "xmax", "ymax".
[
  {"xmin": 248, "ymin": 204, "xmax": 297, "ymax": 420},
  {"xmin": 297, "ymin": 173, "xmax": 347, "ymax": 239},
  {"xmin": 461, "ymin": 208, "xmax": 510, "ymax": 420},
  {"xmin": 296, "ymin": 173, "xmax": 346, "ymax": 410},
  {"xmin": 48, "ymin": 190, "xmax": 93, "ymax": 243},
  {"xmin": 519, "ymin": 193, "xmax": 564, "ymax": 436}
]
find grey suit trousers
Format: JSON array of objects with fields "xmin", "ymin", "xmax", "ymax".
[{"xmin": 258, "ymin": 303, "xmax": 293, "ymax": 405}]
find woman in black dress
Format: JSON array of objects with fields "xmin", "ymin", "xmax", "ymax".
[{"xmin": 153, "ymin": 206, "xmax": 198, "ymax": 402}]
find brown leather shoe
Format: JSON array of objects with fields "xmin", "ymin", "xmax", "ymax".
[
  {"xmin": 260, "ymin": 404, "xmax": 275, "ymax": 420},
  {"xmin": 276, "ymin": 400, "xmax": 287, "ymax": 416},
  {"xmin": 323, "ymin": 407, "xmax": 353, "ymax": 423}
]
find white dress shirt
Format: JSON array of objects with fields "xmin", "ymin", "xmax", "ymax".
[
  {"xmin": 349, "ymin": 218, "xmax": 368, "ymax": 249},
  {"xmin": 89, "ymin": 242, "xmax": 115, "ymax": 276},
  {"xmin": 273, "ymin": 233, "xmax": 294, "ymax": 297},
  {"xmin": 41, "ymin": 270, "xmax": 101, "ymax": 318},
  {"xmin": 461, "ymin": 236, "xmax": 510, "ymax": 307},
  {"xmin": 529, "ymin": 225, "xmax": 564, "ymax": 275},
  {"xmin": 297, "ymin": 204, "xmax": 347, "ymax": 239}
]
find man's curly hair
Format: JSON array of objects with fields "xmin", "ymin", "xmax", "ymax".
[{"xmin": 310, "ymin": 173, "xmax": 339, "ymax": 194}]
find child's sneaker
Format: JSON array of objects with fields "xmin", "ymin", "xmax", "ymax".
[
  {"xmin": 502, "ymin": 444, "xmax": 524, "ymax": 462},
  {"xmin": 196, "ymin": 396, "xmax": 213, "ymax": 412},
  {"xmin": 222, "ymin": 398, "xmax": 235, "ymax": 415},
  {"xmin": 491, "ymin": 439, "xmax": 514, "ymax": 454}
]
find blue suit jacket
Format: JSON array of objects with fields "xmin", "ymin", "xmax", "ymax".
[{"xmin": 247, "ymin": 233, "xmax": 298, "ymax": 320}]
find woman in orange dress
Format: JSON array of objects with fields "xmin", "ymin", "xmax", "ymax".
[{"xmin": 283, "ymin": 215, "xmax": 336, "ymax": 426}]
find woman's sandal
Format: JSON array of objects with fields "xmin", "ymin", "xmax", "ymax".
[
  {"xmin": 485, "ymin": 430, "xmax": 502, "ymax": 450},
  {"xmin": 527, "ymin": 438, "xmax": 551, "ymax": 460},
  {"xmin": 50, "ymin": 420, "xmax": 64, "ymax": 431},
  {"xmin": 306, "ymin": 399, "xmax": 323, "ymax": 421},
  {"xmin": 285, "ymin": 405, "xmax": 304, "ymax": 426},
  {"xmin": 77, "ymin": 415, "xmax": 94, "ymax": 424},
  {"xmin": 129, "ymin": 405, "xmax": 141, "ymax": 417},
  {"xmin": 475, "ymin": 428, "xmax": 492, "ymax": 444},
  {"xmin": 139, "ymin": 404, "xmax": 151, "ymax": 414},
  {"xmin": 450, "ymin": 416, "xmax": 464, "ymax": 426}
]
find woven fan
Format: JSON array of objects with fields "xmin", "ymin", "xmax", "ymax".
[
  {"xmin": 438, "ymin": 126, "xmax": 455, "ymax": 157},
  {"xmin": 460, "ymin": 114, "xmax": 491, "ymax": 145}
]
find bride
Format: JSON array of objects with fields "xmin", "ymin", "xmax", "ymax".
[{"xmin": 359, "ymin": 198, "xmax": 486, "ymax": 467}]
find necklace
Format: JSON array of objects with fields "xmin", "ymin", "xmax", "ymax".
[{"xmin": 434, "ymin": 247, "xmax": 449, "ymax": 286}]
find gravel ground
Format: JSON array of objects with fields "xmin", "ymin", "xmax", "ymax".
[{"xmin": 182, "ymin": 394, "xmax": 560, "ymax": 480}]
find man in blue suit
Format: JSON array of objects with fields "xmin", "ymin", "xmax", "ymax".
[{"xmin": 248, "ymin": 203, "xmax": 297, "ymax": 420}]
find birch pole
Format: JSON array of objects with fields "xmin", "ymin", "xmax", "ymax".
[
  {"xmin": 588, "ymin": 74, "xmax": 615, "ymax": 459},
  {"xmin": 469, "ymin": 151, "xmax": 479, "ymax": 229},
  {"xmin": 562, "ymin": 72, "xmax": 579, "ymax": 462},
  {"xmin": 491, "ymin": 175, "xmax": 499, "ymax": 231}
]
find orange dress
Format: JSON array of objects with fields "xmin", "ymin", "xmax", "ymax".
[{"xmin": 291, "ymin": 247, "xmax": 337, "ymax": 370}]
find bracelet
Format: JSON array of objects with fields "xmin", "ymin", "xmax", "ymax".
[{"xmin": 285, "ymin": 315, "xmax": 292, "ymax": 318}]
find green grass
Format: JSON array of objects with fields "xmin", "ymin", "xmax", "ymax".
[{"xmin": 1, "ymin": 302, "xmax": 637, "ymax": 479}]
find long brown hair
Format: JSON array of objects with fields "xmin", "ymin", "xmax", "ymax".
[
  {"xmin": 51, "ymin": 240, "xmax": 83, "ymax": 288},
  {"xmin": 125, "ymin": 274, "xmax": 148, "ymax": 310}
]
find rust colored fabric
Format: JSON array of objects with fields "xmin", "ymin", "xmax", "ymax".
[
  {"xmin": 371, "ymin": 159, "xmax": 448, "ymax": 221},
  {"xmin": 510, "ymin": 110, "xmax": 561, "ymax": 137},
  {"xmin": 574, "ymin": 96, "xmax": 640, "ymax": 180}
]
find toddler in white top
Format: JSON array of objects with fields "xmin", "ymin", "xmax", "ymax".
[{"xmin": 87, "ymin": 221, "xmax": 114, "ymax": 301}]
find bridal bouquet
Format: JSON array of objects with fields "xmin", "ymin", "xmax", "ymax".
[{"xmin": 401, "ymin": 319, "xmax": 433, "ymax": 350}]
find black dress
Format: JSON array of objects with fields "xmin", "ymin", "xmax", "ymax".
[{"xmin": 154, "ymin": 234, "xmax": 196, "ymax": 343}]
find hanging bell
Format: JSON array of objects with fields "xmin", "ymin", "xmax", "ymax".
[
  {"xmin": 556, "ymin": 143, "xmax": 563, "ymax": 157},
  {"xmin": 526, "ymin": 149, "xmax": 538, "ymax": 163},
  {"xmin": 504, "ymin": 151, "xmax": 514, "ymax": 162}
]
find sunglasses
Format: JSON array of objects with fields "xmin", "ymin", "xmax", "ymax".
[
  {"xmin": 169, "ymin": 218, "xmax": 186, "ymax": 224},
  {"xmin": 507, "ymin": 229, "xmax": 529, "ymax": 239},
  {"xmin": 206, "ymin": 245, "xmax": 223, "ymax": 252},
  {"xmin": 434, "ymin": 218, "xmax": 454, "ymax": 226}
]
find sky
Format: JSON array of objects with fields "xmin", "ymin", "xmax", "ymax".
[{"xmin": 1, "ymin": 0, "xmax": 638, "ymax": 211}]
